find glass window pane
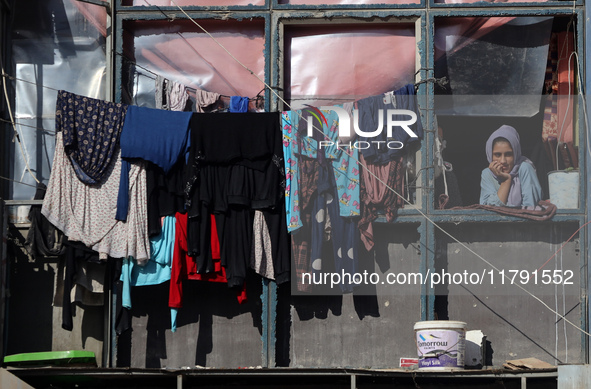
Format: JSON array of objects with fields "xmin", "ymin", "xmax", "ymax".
[{"xmin": 8, "ymin": 0, "xmax": 106, "ymax": 207}]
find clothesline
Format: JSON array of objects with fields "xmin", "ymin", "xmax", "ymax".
[
  {"xmin": 117, "ymin": 51, "xmax": 268, "ymax": 101},
  {"xmin": 166, "ymin": 0, "xmax": 591, "ymax": 339},
  {"xmin": 3, "ymin": 1, "xmax": 586, "ymax": 340},
  {"xmin": 1, "ymin": 60, "xmax": 41, "ymax": 185},
  {"xmin": 0, "ymin": 73, "xmax": 61, "ymax": 93},
  {"xmin": 0, "ymin": 175, "xmax": 43, "ymax": 190},
  {"xmin": 0, "ymin": 118, "xmax": 56, "ymax": 135}
]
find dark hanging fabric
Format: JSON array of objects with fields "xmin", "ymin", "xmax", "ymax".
[
  {"xmin": 146, "ymin": 161, "xmax": 186, "ymax": 237},
  {"xmin": 310, "ymin": 165, "xmax": 359, "ymax": 294},
  {"xmin": 112, "ymin": 258, "xmax": 132, "ymax": 335},
  {"xmin": 185, "ymin": 111, "xmax": 286, "ymax": 288},
  {"xmin": 61, "ymin": 240, "xmax": 103, "ymax": 331},
  {"xmin": 25, "ymin": 183, "xmax": 66, "ymax": 257},
  {"xmin": 120, "ymin": 105, "xmax": 192, "ymax": 174},
  {"xmin": 356, "ymin": 84, "xmax": 424, "ymax": 165},
  {"xmin": 186, "ymin": 205, "xmax": 216, "ymax": 274},
  {"xmin": 215, "ymin": 206, "xmax": 255, "ymax": 288},
  {"xmin": 291, "ymin": 214, "xmax": 312, "ymax": 293},
  {"xmin": 185, "ymin": 113, "xmax": 282, "ymax": 214},
  {"xmin": 56, "ymin": 90, "xmax": 127, "ymax": 184},
  {"xmin": 291, "ymin": 158, "xmax": 320, "ymax": 293},
  {"xmin": 188, "ymin": 112, "xmax": 280, "ymax": 169},
  {"xmin": 185, "ymin": 164, "xmax": 230, "ymax": 277},
  {"xmin": 116, "ymin": 105, "xmax": 192, "ymax": 221},
  {"xmin": 226, "ymin": 161, "xmax": 283, "ymax": 210}
]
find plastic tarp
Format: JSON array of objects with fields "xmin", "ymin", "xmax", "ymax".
[
  {"xmin": 8, "ymin": 7, "xmax": 556, "ymax": 201},
  {"xmin": 122, "ymin": 0, "xmax": 265, "ymax": 6},
  {"xmin": 279, "ymin": 0, "xmax": 419, "ymax": 4},
  {"xmin": 436, "ymin": 0, "xmax": 553, "ymax": 4},
  {"xmin": 124, "ymin": 19, "xmax": 265, "ymax": 108},
  {"xmin": 434, "ymin": 16, "xmax": 553, "ymax": 116},
  {"xmin": 285, "ymin": 24, "xmax": 417, "ymax": 110}
]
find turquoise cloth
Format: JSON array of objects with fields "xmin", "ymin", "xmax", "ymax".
[{"xmin": 120, "ymin": 216, "xmax": 176, "ymax": 309}]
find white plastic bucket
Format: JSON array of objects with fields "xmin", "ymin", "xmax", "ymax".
[
  {"xmin": 548, "ymin": 170, "xmax": 579, "ymax": 209},
  {"xmin": 414, "ymin": 320, "xmax": 466, "ymax": 370}
]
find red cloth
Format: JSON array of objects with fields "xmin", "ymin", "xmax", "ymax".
[
  {"xmin": 169, "ymin": 212, "xmax": 247, "ymax": 309},
  {"xmin": 542, "ymin": 31, "xmax": 578, "ymax": 170}
]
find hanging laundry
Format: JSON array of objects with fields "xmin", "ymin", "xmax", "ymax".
[
  {"xmin": 42, "ymin": 131, "xmax": 150, "ymax": 262},
  {"xmin": 316, "ymin": 105, "xmax": 361, "ymax": 218},
  {"xmin": 155, "ymin": 75, "xmax": 190, "ymax": 111},
  {"xmin": 229, "ymin": 96, "xmax": 249, "ymax": 113},
  {"xmin": 187, "ymin": 112, "xmax": 281, "ymax": 174},
  {"xmin": 356, "ymin": 84, "xmax": 423, "ymax": 165},
  {"xmin": 116, "ymin": 105, "xmax": 192, "ymax": 221},
  {"xmin": 169, "ymin": 212, "xmax": 247, "ymax": 332},
  {"xmin": 281, "ymin": 111, "xmax": 302, "ymax": 232},
  {"xmin": 283, "ymin": 106, "xmax": 360, "ymax": 292},
  {"xmin": 542, "ymin": 32, "xmax": 559, "ymax": 168},
  {"xmin": 308, "ymin": 107, "xmax": 359, "ymax": 293},
  {"xmin": 281, "ymin": 110, "xmax": 318, "ymax": 233},
  {"xmin": 358, "ymin": 154, "xmax": 405, "ymax": 251},
  {"xmin": 290, "ymin": 156, "xmax": 321, "ymax": 292},
  {"xmin": 120, "ymin": 215, "xmax": 176, "ymax": 310},
  {"xmin": 25, "ymin": 183, "xmax": 66, "ymax": 258},
  {"xmin": 309, "ymin": 173, "xmax": 359, "ymax": 293},
  {"xmin": 145, "ymin": 78, "xmax": 194, "ymax": 236},
  {"xmin": 194, "ymin": 89, "xmax": 221, "ymax": 113},
  {"xmin": 185, "ymin": 112, "xmax": 287, "ymax": 288},
  {"xmin": 61, "ymin": 240, "xmax": 105, "ymax": 331},
  {"xmin": 542, "ymin": 31, "xmax": 578, "ymax": 170},
  {"xmin": 112, "ymin": 259, "xmax": 132, "ymax": 335},
  {"xmin": 556, "ymin": 31, "xmax": 577, "ymax": 169},
  {"xmin": 145, "ymin": 162, "xmax": 186, "ymax": 237},
  {"xmin": 250, "ymin": 204, "xmax": 290, "ymax": 283},
  {"xmin": 285, "ymin": 106, "xmax": 360, "ymax": 217},
  {"xmin": 250, "ymin": 210, "xmax": 275, "ymax": 280},
  {"xmin": 56, "ymin": 91, "xmax": 127, "ymax": 185}
]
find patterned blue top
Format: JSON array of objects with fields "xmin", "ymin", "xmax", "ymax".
[{"xmin": 56, "ymin": 90, "xmax": 127, "ymax": 184}]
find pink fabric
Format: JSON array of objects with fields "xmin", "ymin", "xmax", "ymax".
[
  {"xmin": 358, "ymin": 155, "xmax": 404, "ymax": 251},
  {"xmin": 250, "ymin": 210, "xmax": 275, "ymax": 280},
  {"xmin": 168, "ymin": 80, "xmax": 190, "ymax": 111},
  {"xmin": 557, "ymin": 31, "xmax": 575, "ymax": 144},
  {"xmin": 130, "ymin": 20, "xmax": 266, "ymax": 97},
  {"xmin": 194, "ymin": 89, "xmax": 221, "ymax": 113},
  {"xmin": 362, "ymin": 158, "xmax": 392, "ymax": 205},
  {"xmin": 126, "ymin": 0, "xmax": 263, "ymax": 5},
  {"xmin": 69, "ymin": 0, "xmax": 106, "ymax": 37}
]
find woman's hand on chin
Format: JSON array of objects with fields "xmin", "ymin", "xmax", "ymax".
[{"xmin": 489, "ymin": 161, "xmax": 511, "ymax": 182}]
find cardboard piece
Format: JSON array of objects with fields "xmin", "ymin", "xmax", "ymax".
[{"xmin": 503, "ymin": 357, "xmax": 555, "ymax": 370}]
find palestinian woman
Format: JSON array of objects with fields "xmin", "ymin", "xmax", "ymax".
[{"xmin": 480, "ymin": 125, "xmax": 543, "ymax": 207}]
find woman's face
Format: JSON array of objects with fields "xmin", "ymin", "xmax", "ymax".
[{"xmin": 492, "ymin": 140, "xmax": 515, "ymax": 173}]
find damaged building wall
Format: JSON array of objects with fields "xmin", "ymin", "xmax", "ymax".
[{"xmin": 0, "ymin": 0, "xmax": 587, "ymax": 372}]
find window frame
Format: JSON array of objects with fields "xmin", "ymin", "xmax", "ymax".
[{"xmin": 111, "ymin": 1, "xmax": 588, "ymax": 365}]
